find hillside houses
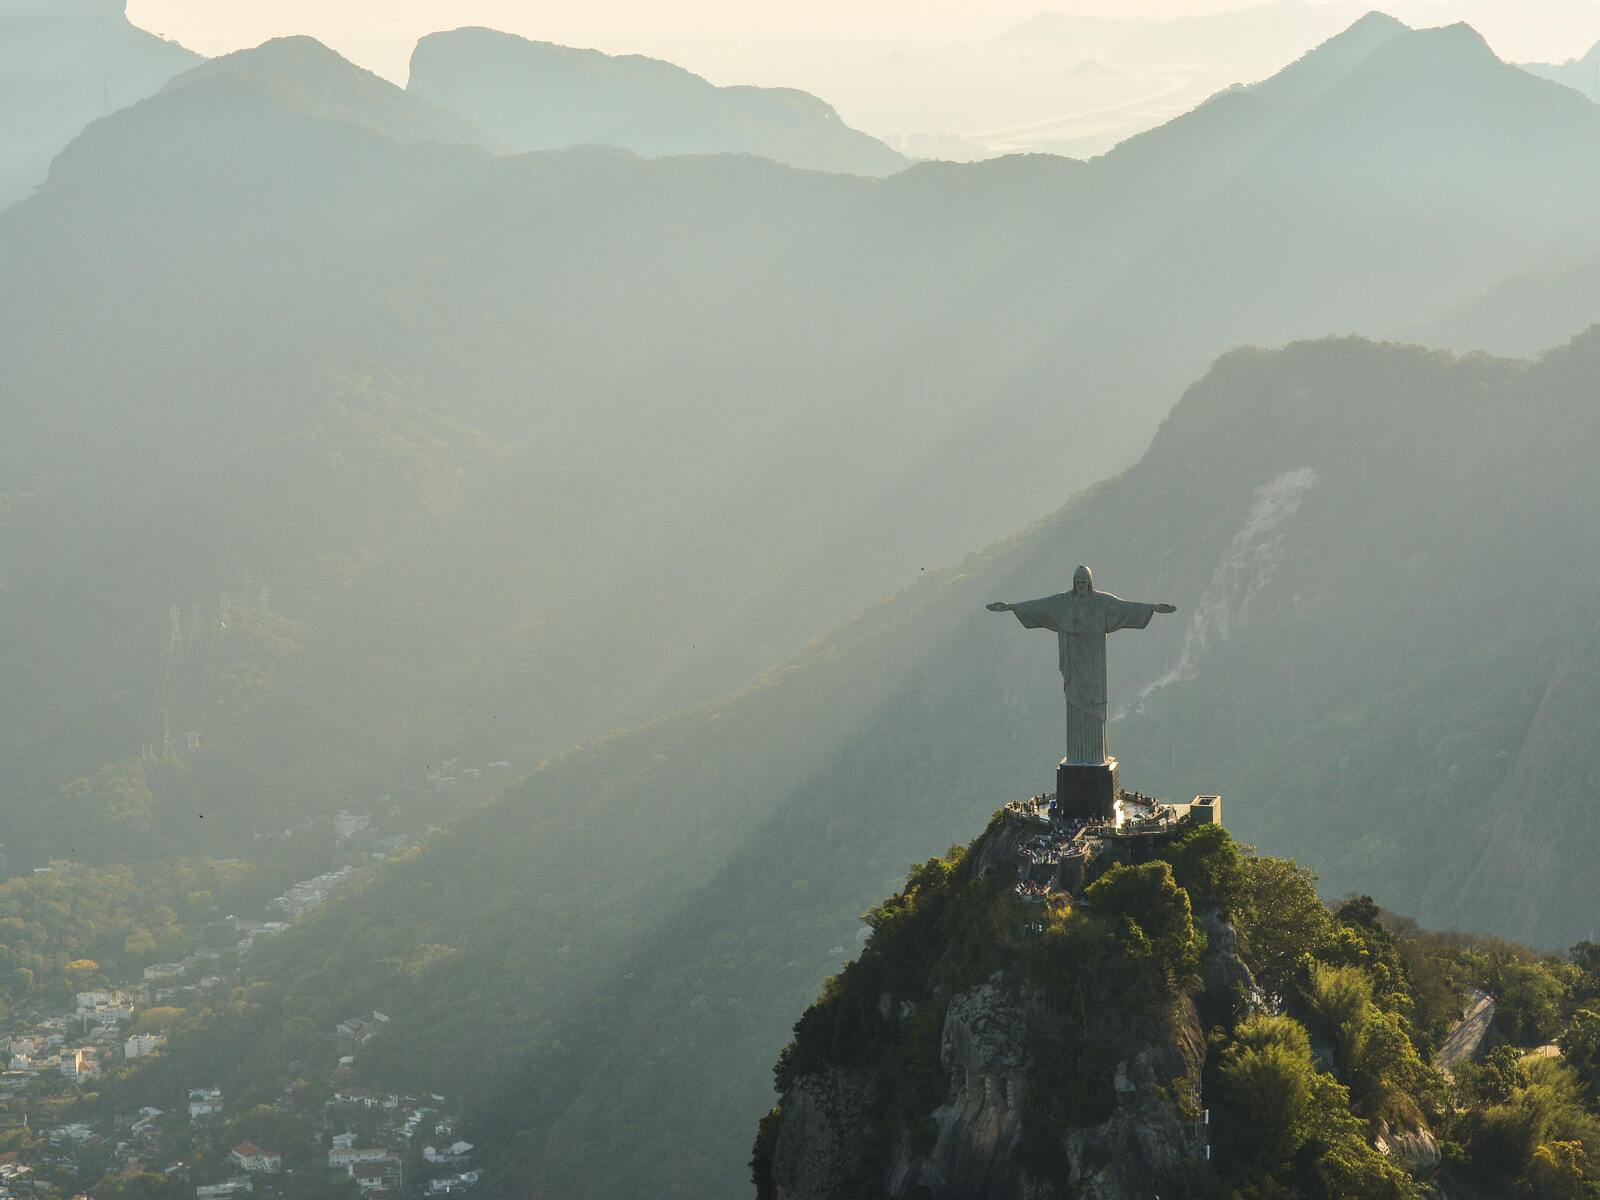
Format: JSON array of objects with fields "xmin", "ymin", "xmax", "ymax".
[
  {"xmin": 331, "ymin": 1148, "xmax": 402, "ymax": 1194},
  {"xmin": 59, "ymin": 1047, "xmax": 99, "ymax": 1080},
  {"xmin": 426, "ymin": 1171, "xmax": 480, "ymax": 1195},
  {"xmin": 423, "ymin": 1141, "xmax": 474, "ymax": 1166},
  {"xmin": 333, "ymin": 1012, "xmax": 388, "ymax": 1047},
  {"xmin": 0, "ymin": 847, "xmax": 476, "ymax": 1196},
  {"xmin": 267, "ymin": 866, "xmax": 354, "ymax": 920},
  {"xmin": 75, "ymin": 990, "xmax": 134, "ymax": 1024},
  {"xmin": 331, "ymin": 1084, "xmax": 398, "ymax": 1110}
]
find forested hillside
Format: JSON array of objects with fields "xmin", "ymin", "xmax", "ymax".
[
  {"xmin": 8, "ymin": 16, "xmax": 1600, "ymax": 872},
  {"xmin": 115, "ymin": 330, "xmax": 1600, "ymax": 1197}
]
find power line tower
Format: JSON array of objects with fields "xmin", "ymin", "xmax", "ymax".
[{"xmin": 196, "ymin": 592, "xmax": 230, "ymax": 738}]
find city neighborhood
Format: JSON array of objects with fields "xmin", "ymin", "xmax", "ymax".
[{"xmin": 0, "ymin": 812, "xmax": 484, "ymax": 1200}]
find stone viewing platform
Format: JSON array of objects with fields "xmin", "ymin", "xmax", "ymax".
[{"xmin": 1002, "ymin": 788, "xmax": 1222, "ymax": 902}]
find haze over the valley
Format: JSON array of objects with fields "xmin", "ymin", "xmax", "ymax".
[{"xmin": 5, "ymin": 2, "xmax": 1600, "ymax": 1198}]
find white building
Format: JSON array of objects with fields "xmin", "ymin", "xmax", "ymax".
[
  {"xmin": 189, "ymin": 1087, "xmax": 224, "ymax": 1120},
  {"xmin": 229, "ymin": 1142, "xmax": 282, "ymax": 1172},
  {"xmin": 426, "ymin": 1173, "xmax": 480, "ymax": 1195},
  {"xmin": 346, "ymin": 1156, "xmax": 402, "ymax": 1194},
  {"xmin": 328, "ymin": 1147, "xmax": 392, "ymax": 1169},
  {"xmin": 60, "ymin": 1048, "xmax": 98, "ymax": 1080},
  {"xmin": 195, "ymin": 1179, "xmax": 253, "ymax": 1198},
  {"xmin": 126, "ymin": 1033, "xmax": 167, "ymax": 1060}
]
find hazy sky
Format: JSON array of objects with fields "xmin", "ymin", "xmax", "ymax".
[
  {"xmin": 124, "ymin": 0, "xmax": 1600, "ymax": 153},
  {"xmin": 128, "ymin": 0, "xmax": 1600, "ymax": 81},
  {"xmin": 122, "ymin": 0, "xmax": 1416, "ymax": 81}
]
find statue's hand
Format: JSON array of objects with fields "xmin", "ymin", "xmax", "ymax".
[
  {"xmin": 1155, "ymin": 603, "xmax": 1177, "ymax": 614},
  {"xmin": 986, "ymin": 602, "xmax": 1012, "ymax": 613}
]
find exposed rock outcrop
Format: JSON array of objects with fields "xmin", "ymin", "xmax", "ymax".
[
  {"xmin": 1199, "ymin": 908, "xmax": 1264, "ymax": 1015},
  {"xmin": 886, "ymin": 977, "xmax": 1031, "ymax": 1198},
  {"xmin": 1375, "ymin": 1120, "xmax": 1441, "ymax": 1174},
  {"xmin": 769, "ymin": 1067, "xmax": 872, "ymax": 1200},
  {"xmin": 1056, "ymin": 996, "xmax": 1207, "ymax": 1200}
]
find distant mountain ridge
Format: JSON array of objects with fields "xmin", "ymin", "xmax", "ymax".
[
  {"xmin": 1520, "ymin": 35, "xmax": 1600, "ymax": 97},
  {"xmin": 406, "ymin": 27, "xmax": 907, "ymax": 175}
]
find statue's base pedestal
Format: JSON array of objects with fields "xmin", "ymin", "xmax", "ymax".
[{"xmin": 1056, "ymin": 757, "xmax": 1120, "ymax": 823}]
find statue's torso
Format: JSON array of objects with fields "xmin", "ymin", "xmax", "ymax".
[{"xmin": 1048, "ymin": 593, "xmax": 1108, "ymax": 637}]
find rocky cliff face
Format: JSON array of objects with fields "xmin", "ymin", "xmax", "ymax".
[
  {"xmin": 768, "ymin": 1068, "xmax": 873, "ymax": 1199},
  {"xmin": 769, "ymin": 973, "xmax": 1211, "ymax": 1200},
  {"xmin": 884, "ymin": 978, "xmax": 1032, "ymax": 1198},
  {"xmin": 759, "ymin": 816, "xmax": 1255, "ymax": 1200}
]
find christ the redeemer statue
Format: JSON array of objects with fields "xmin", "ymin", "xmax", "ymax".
[{"xmin": 988, "ymin": 565, "xmax": 1176, "ymax": 765}]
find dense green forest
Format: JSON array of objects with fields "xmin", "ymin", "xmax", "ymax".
[{"xmin": 757, "ymin": 821, "xmax": 1600, "ymax": 1197}]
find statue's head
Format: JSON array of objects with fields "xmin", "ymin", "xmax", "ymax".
[{"xmin": 1072, "ymin": 564, "xmax": 1093, "ymax": 595}]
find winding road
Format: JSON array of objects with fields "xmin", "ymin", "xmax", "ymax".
[{"xmin": 1436, "ymin": 987, "xmax": 1496, "ymax": 1076}]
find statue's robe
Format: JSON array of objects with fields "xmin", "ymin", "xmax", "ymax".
[{"xmin": 1009, "ymin": 589, "xmax": 1156, "ymax": 764}]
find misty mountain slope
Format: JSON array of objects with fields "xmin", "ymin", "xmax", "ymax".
[
  {"xmin": 406, "ymin": 27, "xmax": 906, "ymax": 176},
  {"xmin": 1078, "ymin": 18, "xmax": 1600, "ymax": 353},
  {"xmin": 130, "ymin": 331, "xmax": 1600, "ymax": 1199},
  {"xmin": 11, "ymin": 13, "xmax": 1600, "ymax": 875},
  {"xmin": 1419, "ymin": 254, "xmax": 1600, "ymax": 357},
  {"xmin": 0, "ymin": 387, "xmax": 508, "ymax": 859},
  {"xmin": 0, "ymin": 0, "xmax": 199, "ymax": 209}
]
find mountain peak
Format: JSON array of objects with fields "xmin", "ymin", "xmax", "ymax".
[
  {"xmin": 1411, "ymin": 19, "xmax": 1498, "ymax": 60},
  {"xmin": 162, "ymin": 34, "xmax": 486, "ymax": 147},
  {"xmin": 1275, "ymin": 9, "xmax": 1411, "ymax": 81},
  {"xmin": 1346, "ymin": 8, "xmax": 1408, "ymax": 35},
  {"xmin": 165, "ymin": 34, "xmax": 382, "ymax": 94}
]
